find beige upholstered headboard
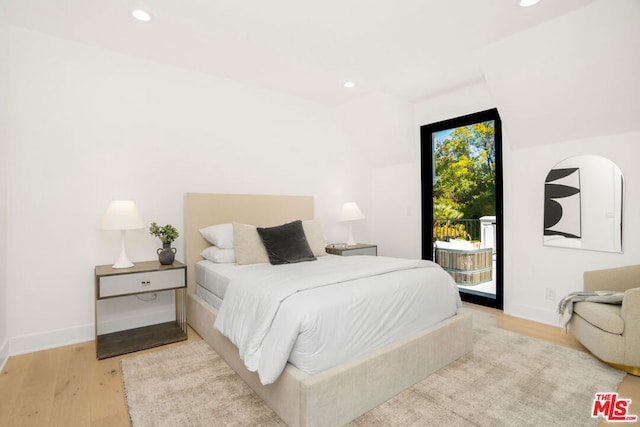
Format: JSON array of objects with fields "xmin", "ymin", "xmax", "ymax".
[{"xmin": 184, "ymin": 193, "xmax": 314, "ymax": 294}]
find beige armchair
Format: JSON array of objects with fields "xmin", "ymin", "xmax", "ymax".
[{"xmin": 569, "ymin": 265, "xmax": 640, "ymax": 375}]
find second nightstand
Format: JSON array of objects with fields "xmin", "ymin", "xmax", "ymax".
[{"xmin": 326, "ymin": 243, "xmax": 378, "ymax": 256}]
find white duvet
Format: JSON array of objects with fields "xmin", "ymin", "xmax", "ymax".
[{"xmin": 214, "ymin": 255, "xmax": 461, "ymax": 385}]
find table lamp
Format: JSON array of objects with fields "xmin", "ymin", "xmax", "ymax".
[
  {"xmin": 338, "ymin": 202, "xmax": 365, "ymax": 246},
  {"xmin": 100, "ymin": 200, "xmax": 145, "ymax": 268}
]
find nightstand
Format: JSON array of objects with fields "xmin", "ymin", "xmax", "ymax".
[
  {"xmin": 94, "ymin": 260, "xmax": 187, "ymax": 359},
  {"xmin": 325, "ymin": 243, "xmax": 378, "ymax": 256}
]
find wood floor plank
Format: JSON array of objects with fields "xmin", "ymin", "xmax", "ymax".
[
  {"xmin": 90, "ymin": 353, "xmax": 130, "ymax": 427},
  {"xmin": 0, "ymin": 353, "xmax": 33, "ymax": 426},
  {"xmin": 11, "ymin": 381, "xmax": 57, "ymax": 427},
  {"xmin": 49, "ymin": 342, "xmax": 92, "ymax": 426},
  {"xmin": 9, "ymin": 347, "xmax": 63, "ymax": 426}
]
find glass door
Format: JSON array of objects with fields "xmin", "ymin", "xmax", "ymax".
[{"xmin": 420, "ymin": 109, "xmax": 503, "ymax": 309}]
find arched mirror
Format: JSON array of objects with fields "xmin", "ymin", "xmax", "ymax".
[{"xmin": 544, "ymin": 155, "xmax": 623, "ymax": 253}]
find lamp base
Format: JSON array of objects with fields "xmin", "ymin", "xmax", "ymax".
[
  {"xmin": 112, "ymin": 230, "xmax": 135, "ymax": 269},
  {"xmin": 346, "ymin": 224, "xmax": 357, "ymax": 246},
  {"xmin": 112, "ymin": 259, "xmax": 134, "ymax": 269}
]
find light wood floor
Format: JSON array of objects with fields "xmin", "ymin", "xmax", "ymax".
[{"xmin": 0, "ymin": 304, "xmax": 638, "ymax": 427}]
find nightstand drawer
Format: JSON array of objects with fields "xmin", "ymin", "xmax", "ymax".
[{"xmin": 98, "ymin": 269, "xmax": 185, "ymax": 298}]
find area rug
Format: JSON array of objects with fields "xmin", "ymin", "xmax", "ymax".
[{"xmin": 121, "ymin": 324, "xmax": 625, "ymax": 426}]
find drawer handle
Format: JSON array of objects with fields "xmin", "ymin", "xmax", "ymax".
[{"xmin": 141, "ymin": 280, "xmax": 151, "ymax": 286}]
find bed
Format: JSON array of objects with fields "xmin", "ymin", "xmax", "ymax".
[{"xmin": 184, "ymin": 193, "xmax": 472, "ymax": 427}]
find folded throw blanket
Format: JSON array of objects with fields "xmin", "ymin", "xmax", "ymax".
[{"xmin": 558, "ymin": 291, "xmax": 624, "ymax": 333}]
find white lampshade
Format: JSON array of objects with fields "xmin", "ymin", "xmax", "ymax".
[
  {"xmin": 100, "ymin": 200, "xmax": 145, "ymax": 230},
  {"xmin": 338, "ymin": 202, "xmax": 365, "ymax": 222},
  {"xmin": 100, "ymin": 200, "xmax": 145, "ymax": 269}
]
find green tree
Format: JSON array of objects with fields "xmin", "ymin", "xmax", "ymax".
[{"xmin": 433, "ymin": 121, "xmax": 496, "ymax": 220}]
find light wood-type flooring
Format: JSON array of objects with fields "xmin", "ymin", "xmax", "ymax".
[{"xmin": 1, "ymin": 303, "xmax": 638, "ymax": 427}]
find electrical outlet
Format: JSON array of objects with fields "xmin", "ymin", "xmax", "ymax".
[{"xmin": 545, "ymin": 287, "xmax": 556, "ymax": 301}]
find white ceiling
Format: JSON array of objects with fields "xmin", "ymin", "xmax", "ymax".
[{"xmin": 1, "ymin": 0, "xmax": 596, "ymax": 106}]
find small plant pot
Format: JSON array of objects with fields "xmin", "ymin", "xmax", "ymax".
[{"xmin": 157, "ymin": 243, "xmax": 177, "ymax": 265}]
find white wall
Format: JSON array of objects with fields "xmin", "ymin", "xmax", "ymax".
[
  {"xmin": 373, "ymin": 81, "xmax": 496, "ymax": 259},
  {"xmin": 6, "ymin": 27, "xmax": 370, "ymax": 354},
  {"xmin": 483, "ymin": 0, "xmax": 640, "ymax": 324},
  {"xmin": 0, "ymin": 5, "xmax": 9, "ymax": 368},
  {"xmin": 508, "ymin": 133, "xmax": 639, "ymax": 324},
  {"xmin": 334, "ymin": 91, "xmax": 419, "ymax": 255},
  {"xmin": 370, "ymin": 162, "xmax": 421, "ymax": 258}
]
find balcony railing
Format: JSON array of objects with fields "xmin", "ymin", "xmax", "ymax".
[{"xmin": 433, "ymin": 218, "xmax": 481, "ymax": 242}]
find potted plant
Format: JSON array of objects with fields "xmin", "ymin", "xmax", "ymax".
[{"xmin": 149, "ymin": 222, "xmax": 179, "ymax": 265}]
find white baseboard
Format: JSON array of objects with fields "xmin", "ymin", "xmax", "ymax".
[
  {"xmin": 508, "ymin": 303, "xmax": 561, "ymax": 327},
  {"xmin": 8, "ymin": 306, "xmax": 176, "ymax": 356},
  {"xmin": 9, "ymin": 323, "xmax": 94, "ymax": 357},
  {"xmin": 0, "ymin": 338, "xmax": 8, "ymax": 372}
]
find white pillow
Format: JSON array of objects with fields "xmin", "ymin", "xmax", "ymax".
[
  {"xmin": 201, "ymin": 246, "xmax": 236, "ymax": 263},
  {"xmin": 199, "ymin": 223, "xmax": 234, "ymax": 248},
  {"xmin": 302, "ymin": 219, "xmax": 326, "ymax": 257},
  {"xmin": 233, "ymin": 223, "xmax": 270, "ymax": 265}
]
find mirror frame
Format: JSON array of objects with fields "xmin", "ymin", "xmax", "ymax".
[{"xmin": 543, "ymin": 155, "xmax": 623, "ymax": 253}]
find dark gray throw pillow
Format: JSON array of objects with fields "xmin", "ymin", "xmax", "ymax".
[{"xmin": 257, "ymin": 220, "xmax": 317, "ymax": 265}]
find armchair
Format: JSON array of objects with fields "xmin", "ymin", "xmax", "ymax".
[{"xmin": 569, "ymin": 265, "xmax": 640, "ymax": 375}]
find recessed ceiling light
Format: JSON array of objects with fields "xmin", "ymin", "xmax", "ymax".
[
  {"xmin": 132, "ymin": 9, "xmax": 151, "ymax": 22},
  {"xmin": 519, "ymin": 0, "xmax": 540, "ymax": 7},
  {"xmin": 343, "ymin": 81, "xmax": 356, "ymax": 89}
]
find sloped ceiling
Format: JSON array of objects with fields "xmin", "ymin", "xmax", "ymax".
[
  {"xmin": 480, "ymin": 0, "xmax": 640, "ymax": 148},
  {"xmin": 0, "ymin": 0, "xmax": 596, "ymax": 107}
]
